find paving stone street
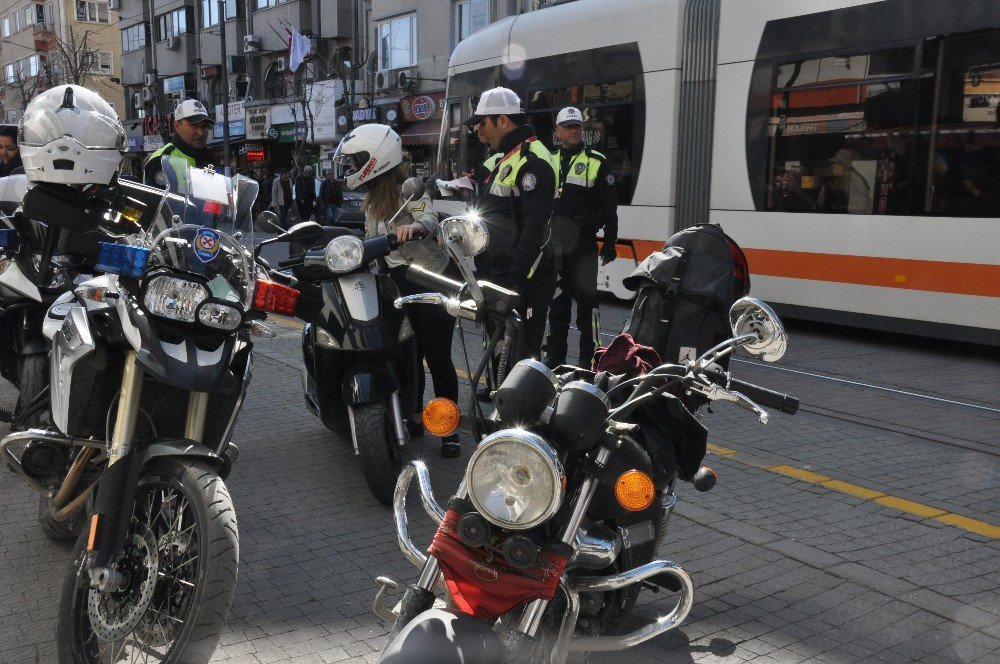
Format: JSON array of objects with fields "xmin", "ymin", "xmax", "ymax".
[{"xmin": 1, "ymin": 283, "xmax": 998, "ymax": 663}]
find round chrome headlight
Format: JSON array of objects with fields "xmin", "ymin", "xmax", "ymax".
[
  {"xmin": 324, "ymin": 235, "xmax": 364, "ymax": 273},
  {"xmin": 466, "ymin": 429, "xmax": 563, "ymax": 530}
]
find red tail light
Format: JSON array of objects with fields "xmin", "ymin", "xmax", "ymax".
[
  {"xmin": 253, "ymin": 279, "xmax": 299, "ymax": 315},
  {"xmin": 202, "ymin": 200, "xmax": 225, "ymax": 216}
]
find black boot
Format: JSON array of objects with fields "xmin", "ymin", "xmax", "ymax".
[{"xmin": 441, "ymin": 434, "xmax": 461, "ymax": 458}]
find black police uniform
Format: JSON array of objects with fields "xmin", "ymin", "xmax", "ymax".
[
  {"xmin": 544, "ymin": 142, "xmax": 618, "ymax": 368},
  {"xmin": 479, "ymin": 124, "xmax": 558, "ymax": 362}
]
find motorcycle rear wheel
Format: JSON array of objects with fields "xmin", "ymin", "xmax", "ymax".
[
  {"xmin": 354, "ymin": 400, "xmax": 403, "ymax": 505},
  {"xmin": 56, "ymin": 459, "xmax": 239, "ymax": 664}
]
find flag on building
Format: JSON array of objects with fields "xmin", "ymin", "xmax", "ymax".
[{"xmin": 289, "ymin": 27, "xmax": 312, "ymax": 73}]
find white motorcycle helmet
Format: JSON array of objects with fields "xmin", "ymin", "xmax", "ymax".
[
  {"xmin": 332, "ymin": 123, "xmax": 402, "ymax": 190},
  {"xmin": 19, "ymin": 85, "xmax": 126, "ymax": 186}
]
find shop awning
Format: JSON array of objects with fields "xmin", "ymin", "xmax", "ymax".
[{"xmin": 401, "ymin": 121, "xmax": 441, "ymax": 146}]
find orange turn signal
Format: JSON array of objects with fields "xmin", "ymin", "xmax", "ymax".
[
  {"xmin": 87, "ymin": 514, "xmax": 100, "ymax": 552},
  {"xmin": 615, "ymin": 470, "xmax": 656, "ymax": 512},
  {"xmin": 422, "ymin": 398, "xmax": 461, "ymax": 437}
]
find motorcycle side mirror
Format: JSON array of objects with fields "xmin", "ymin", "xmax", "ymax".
[
  {"xmin": 254, "ymin": 220, "xmax": 325, "ymax": 259},
  {"xmin": 401, "ymin": 176, "xmax": 426, "ymax": 202},
  {"xmin": 440, "ymin": 215, "xmax": 489, "ymax": 258},
  {"xmin": 255, "ymin": 210, "xmax": 282, "ymax": 234},
  {"xmin": 729, "ymin": 296, "xmax": 787, "ymax": 362}
]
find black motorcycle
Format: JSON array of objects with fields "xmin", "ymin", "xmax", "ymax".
[
  {"xmin": 0, "ymin": 158, "xmax": 317, "ymax": 663},
  {"xmin": 276, "ymin": 179, "xmax": 432, "ymax": 505},
  {"xmin": 372, "ymin": 214, "xmax": 800, "ymax": 663}
]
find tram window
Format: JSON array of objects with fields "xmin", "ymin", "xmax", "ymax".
[{"xmin": 528, "ymin": 79, "xmax": 637, "ymax": 205}]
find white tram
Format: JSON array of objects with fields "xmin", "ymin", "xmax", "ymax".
[{"xmin": 437, "ymin": 0, "xmax": 1000, "ymax": 345}]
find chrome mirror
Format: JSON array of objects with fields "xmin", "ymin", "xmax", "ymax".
[
  {"xmin": 401, "ymin": 177, "xmax": 426, "ymax": 202},
  {"xmin": 440, "ymin": 215, "xmax": 490, "ymax": 257},
  {"xmin": 729, "ymin": 297, "xmax": 787, "ymax": 362},
  {"xmin": 255, "ymin": 210, "xmax": 281, "ymax": 234}
]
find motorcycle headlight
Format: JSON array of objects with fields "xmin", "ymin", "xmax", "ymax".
[
  {"xmin": 197, "ymin": 301, "xmax": 242, "ymax": 330},
  {"xmin": 466, "ymin": 429, "xmax": 563, "ymax": 531},
  {"xmin": 324, "ymin": 235, "xmax": 365, "ymax": 273},
  {"xmin": 144, "ymin": 275, "xmax": 209, "ymax": 323}
]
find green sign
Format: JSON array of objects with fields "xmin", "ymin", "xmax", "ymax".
[{"xmin": 271, "ymin": 122, "xmax": 307, "ymax": 143}]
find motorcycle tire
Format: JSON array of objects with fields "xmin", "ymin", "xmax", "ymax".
[
  {"xmin": 56, "ymin": 459, "xmax": 239, "ymax": 664},
  {"xmin": 353, "ymin": 401, "xmax": 403, "ymax": 506}
]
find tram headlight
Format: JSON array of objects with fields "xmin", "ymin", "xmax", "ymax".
[{"xmin": 466, "ymin": 429, "xmax": 563, "ymax": 531}]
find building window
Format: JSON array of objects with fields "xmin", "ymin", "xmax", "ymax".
[
  {"xmin": 10, "ymin": 11, "xmax": 18, "ymax": 33},
  {"xmin": 27, "ymin": 54, "xmax": 39, "ymax": 77},
  {"xmin": 89, "ymin": 51, "xmax": 112, "ymax": 75},
  {"xmin": 122, "ymin": 23, "xmax": 148, "ymax": 53},
  {"xmin": 157, "ymin": 7, "xmax": 191, "ymax": 40},
  {"xmin": 2, "ymin": 17, "xmax": 9, "ymax": 38},
  {"xmin": 456, "ymin": 0, "xmax": 489, "ymax": 44},
  {"xmin": 378, "ymin": 13, "xmax": 417, "ymax": 70},
  {"xmin": 76, "ymin": 1, "xmax": 109, "ymax": 24},
  {"xmin": 202, "ymin": 0, "xmax": 238, "ymax": 27},
  {"xmin": 4, "ymin": 63, "xmax": 14, "ymax": 84},
  {"xmin": 255, "ymin": 0, "xmax": 288, "ymax": 9},
  {"xmin": 24, "ymin": 6, "xmax": 33, "ymax": 26},
  {"xmin": 263, "ymin": 62, "xmax": 288, "ymax": 98}
]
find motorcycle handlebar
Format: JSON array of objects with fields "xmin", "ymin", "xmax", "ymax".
[
  {"xmin": 704, "ymin": 370, "xmax": 799, "ymax": 415},
  {"xmin": 277, "ymin": 256, "xmax": 302, "ymax": 269},
  {"xmin": 404, "ymin": 264, "xmax": 465, "ymax": 299}
]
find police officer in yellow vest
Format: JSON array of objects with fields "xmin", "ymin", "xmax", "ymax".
[
  {"xmin": 544, "ymin": 106, "xmax": 618, "ymax": 369},
  {"xmin": 466, "ymin": 87, "xmax": 558, "ymax": 362},
  {"xmin": 143, "ymin": 99, "xmax": 214, "ymax": 188}
]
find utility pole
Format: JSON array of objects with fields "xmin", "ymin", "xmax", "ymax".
[{"xmin": 219, "ymin": 0, "xmax": 232, "ymax": 176}]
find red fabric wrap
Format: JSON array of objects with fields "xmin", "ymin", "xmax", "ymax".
[
  {"xmin": 593, "ymin": 333, "xmax": 662, "ymax": 376},
  {"xmin": 427, "ymin": 509, "xmax": 568, "ymax": 620}
]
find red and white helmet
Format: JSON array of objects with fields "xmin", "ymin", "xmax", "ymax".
[{"xmin": 332, "ymin": 123, "xmax": 402, "ymax": 190}]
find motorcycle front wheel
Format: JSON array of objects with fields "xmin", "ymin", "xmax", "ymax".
[
  {"xmin": 354, "ymin": 400, "xmax": 403, "ymax": 505},
  {"xmin": 56, "ymin": 459, "xmax": 239, "ymax": 664}
]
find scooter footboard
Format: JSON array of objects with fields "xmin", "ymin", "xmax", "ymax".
[{"xmin": 566, "ymin": 560, "xmax": 694, "ymax": 652}]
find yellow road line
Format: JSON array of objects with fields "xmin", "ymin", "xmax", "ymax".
[{"xmin": 708, "ymin": 449, "xmax": 1000, "ymax": 540}]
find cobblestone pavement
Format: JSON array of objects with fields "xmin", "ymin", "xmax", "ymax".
[{"xmin": 1, "ymin": 281, "xmax": 998, "ymax": 663}]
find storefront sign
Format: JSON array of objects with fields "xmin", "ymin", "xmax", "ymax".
[
  {"xmin": 374, "ymin": 100, "xmax": 401, "ymax": 128},
  {"xmin": 307, "ymin": 79, "xmax": 351, "ymax": 143},
  {"xmin": 402, "ymin": 93, "xmax": 444, "ymax": 122},
  {"xmin": 213, "ymin": 100, "xmax": 245, "ymax": 138},
  {"xmin": 144, "ymin": 134, "xmax": 164, "ymax": 152},
  {"xmin": 246, "ymin": 106, "xmax": 269, "ymax": 139},
  {"xmin": 162, "ymin": 76, "xmax": 185, "ymax": 94},
  {"xmin": 271, "ymin": 122, "xmax": 307, "ymax": 142},
  {"xmin": 352, "ymin": 107, "xmax": 380, "ymax": 123}
]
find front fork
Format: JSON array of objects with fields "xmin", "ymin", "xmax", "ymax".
[{"xmin": 86, "ymin": 351, "xmax": 210, "ymax": 576}]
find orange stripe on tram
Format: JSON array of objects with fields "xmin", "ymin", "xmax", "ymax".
[{"xmin": 743, "ymin": 249, "xmax": 1000, "ymax": 298}]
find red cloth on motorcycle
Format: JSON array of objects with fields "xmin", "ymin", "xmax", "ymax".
[
  {"xmin": 427, "ymin": 509, "xmax": 568, "ymax": 620},
  {"xmin": 593, "ymin": 333, "xmax": 661, "ymax": 376}
]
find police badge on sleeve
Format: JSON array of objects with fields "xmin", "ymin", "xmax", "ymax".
[
  {"xmin": 193, "ymin": 227, "xmax": 222, "ymax": 263},
  {"xmin": 521, "ymin": 173, "xmax": 537, "ymax": 191}
]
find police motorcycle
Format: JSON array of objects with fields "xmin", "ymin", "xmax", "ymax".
[
  {"xmin": 371, "ymin": 214, "xmax": 800, "ymax": 663},
  {"xmin": 274, "ymin": 178, "xmax": 428, "ymax": 506},
  {"xmin": 0, "ymin": 155, "xmax": 312, "ymax": 663}
]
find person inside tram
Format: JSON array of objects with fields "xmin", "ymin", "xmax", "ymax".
[{"xmin": 818, "ymin": 148, "xmax": 872, "ymax": 213}]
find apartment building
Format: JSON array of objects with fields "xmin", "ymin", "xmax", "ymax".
[{"xmin": 0, "ymin": 0, "xmax": 124, "ymax": 124}]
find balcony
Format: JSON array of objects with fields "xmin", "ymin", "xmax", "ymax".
[{"xmin": 33, "ymin": 22, "xmax": 56, "ymax": 50}]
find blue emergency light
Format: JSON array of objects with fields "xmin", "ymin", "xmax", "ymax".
[
  {"xmin": 0, "ymin": 228, "xmax": 20, "ymax": 250},
  {"xmin": 95, "ymin": 242, "xmax": 150, "ymax": 279}
]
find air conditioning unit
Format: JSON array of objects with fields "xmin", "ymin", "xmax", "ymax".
[
  {"xmin": 132, "ymin": 92, "xmax": 142, "ymax": 110},
  {"xmin": 274, "ymin": 57, "xmax": 286, "ymax": 72},
  {"xmin": 374, "ymin": 69, "xmax": 391, "ymax": 91},
  {"xmin": 144, "ymin": 72, "xmax": 156, "ymax": 86},
  {"xmin": 141, "ymin": 88, "xmax": 154, "ymax": 101},
  {"xmin": 166, "ymin": 36, "xmax": 181, "ymax": 51},
  {"xmin": 243, "ymin": 34, "xmax": 262, "ymax": 53},
  {"xmin": 396, "ymin": 69, "xmax": 416, "ymax": 90}
]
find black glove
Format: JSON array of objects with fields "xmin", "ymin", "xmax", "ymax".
[{"xmin": 600, "ymin": 241, "xmax": 617, "ymax": 265}]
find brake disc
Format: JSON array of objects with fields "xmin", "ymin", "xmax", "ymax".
[{"xmin": 87, "ymin": 526, "xmax": 159, "ymax": 642}]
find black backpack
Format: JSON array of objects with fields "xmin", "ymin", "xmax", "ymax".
[{"xmin": 621, "ymin": 223, "xmax": 750, "ymax": 369}]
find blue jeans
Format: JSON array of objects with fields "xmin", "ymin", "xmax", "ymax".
[
  {"xmin": 326, "ymin": 205, "xmax": 340, "ymax": 224},
  {"xmin": 278, "ymin": 205, "xmax": 290, "ymax": 229}
]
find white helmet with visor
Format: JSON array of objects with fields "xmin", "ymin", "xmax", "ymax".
[{"xmin": 332, "ymin": 123, "xmax": 402, "ymax": 190}]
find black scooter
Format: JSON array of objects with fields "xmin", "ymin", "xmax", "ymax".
[{"xmin": 278, "ymin": 180, "xmax": 427, "ymax": 504}]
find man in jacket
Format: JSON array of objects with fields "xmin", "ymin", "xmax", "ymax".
[
  {"xmin": 270, "ymin": 167, "xmax": 293, "ymax": 229},
  {"xmin": 544, "ymin": 106, "xmax": 619, "ymax": 369},
  {"xmin": 295, "ymin": 165, "xmax": 317, "ymax": 221},
  {"xmin": 318, "ymin": 168, "xmax": 343, "ymax": 224},
  {"xmin": 467, "ymin": 86, "xmax": 558, "ymax": 363},
  {"xmin": 143, "ymin": 99, "xmax": 214, "ymax": 188}
]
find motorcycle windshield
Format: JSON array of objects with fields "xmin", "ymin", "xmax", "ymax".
[{"xmin": 148, "ymin": 157, "xmax": 257, "ymax": 309}]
